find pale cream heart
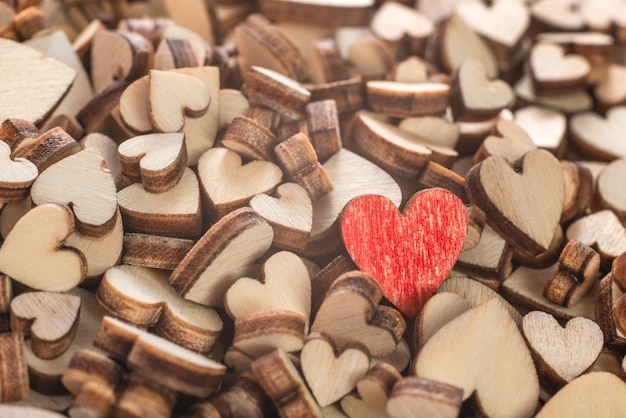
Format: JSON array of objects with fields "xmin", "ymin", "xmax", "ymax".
[
  {"xmin": 570, "ymin": 106, "xmax": 626, "ymax": 160},
  {"xmin": 530, "ymin": 43, "xmax": 590, "ymax": 83},
  {"xmin": 457, "ymin": 59, "xmax": 514, "ymax": 111},
  {"xmin": 456, "ymin": 0, "xmax": 529, "ymax": 47}
]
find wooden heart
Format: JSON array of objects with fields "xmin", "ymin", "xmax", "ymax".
[
  {"xmin": 30, "ymin": 147, "xmax": 118, "ymax": 238},
  {"xmin": 10, "ymin": 292, "xmax": 81, "ymax": 359},
  {"xmin": 466, "ymin": 149, "xmax": 565, "ymax": 255},
  {"xmin": 0, "ymin": 38, "xmax": 76, "ymax": 124},
  {"xmin": 341, "ymin": 188, "xmax": 467, "ymax": 318},
  {"xmin": 0, "ymin": 140, "xmax": 38, "ymax": 202},
  {"xmin": 386, "ymin": 377, "xmax": 463, "ymax": 418},
  {"xmin": 0, "ymin": 203, "xmax": 87, "ymax": 292},
  {"xmin": 597, "ymin": 158, "xmax": 626, "ymax": 218},
  {"xmin": 570, "ymin": 106, "xmax": 626, "ymax": 161},
  {"xmin": 371, "ymin": 1, "xmax": 433, "ymax": 54},
  {"xmin": 530, "ymin": 0, "xmax": 584, "ymax": 32},
  {"xmin": 456, "ymin": 0, "xmax": 529, "ymax": 48},
  {"xmin": 300, "ymin": 332, "xmax": 370, "ymax": 407},
  {"xmin": 475, "ymin": 119, "xmax": 536, "ymax": 164},
  {"xmin": 522, "ymin": 311, "xmax": 602, "ymax": 388},
  {"xmin": 340, "ymin": 362, "xmax": 402, "ymax": 418},
  {"xmin": 514, "ymin": 105, "xmax": 566, "ymax": 156},
  {"xmin": 249, "ymin": 183, "xmax": 312, "ymax": 251},
  {"xmin": 566, "ymin": 210, "xmax": 626, "ymax": 264},
  {"xmin": 197, "ymin": 147, "xmax": 283, "ymax": 220},
  {"xmin": 530, "ymin": 43, "xmax": 590, "ymax": 94},
  {"xmin": 595, "ymin": 64, "xmax": 626, "ymax": 111},
  {"xmin": 414, "ymin": 298, "xmax": 539, "ymax": 418}
]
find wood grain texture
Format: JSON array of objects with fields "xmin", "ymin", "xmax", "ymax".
[
  {"xmin": 0, "ymin": 332, "xmax": 28, "ymax": 402},
  {"xmin": 340, "ymin": 362, "xmax": 401, "ymax": 418},
  {"xmin": 386, "ymin": 376, "xmax": 463, "ymax": 418},
  {"xmin": 257, "ymin": 0, "xmax": 374, "ymax": 27},
  {"xmin": 122, "ymin": 232, "xmax": 193, "ymax": 270},
  {"xmin": 12, "ymin": 127, "xmax": 80, "ymax": 174},
  {"xmin": 0, "ymin": 140, "xmax": 37, "ymax": 202},
  {"xmin": 366, "ymin": 81, "xmax": 449, "ymax": 119},
  {"xmin": 221, "ymin": 115, "xmax": 279, "ymax": 161}
]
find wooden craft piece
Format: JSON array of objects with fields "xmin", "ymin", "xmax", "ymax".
[
  {"xmin": 308, "ymin": 77, "xmax": 364, "ymax": 115},
  {"xmin": 597, "ymin": 158, "xmax": 626, "ymax": 218},
  {"xmin": 347, "ymin": 32, "xmax": 396, "ymax": 76},
  {"xmin": 307, "ymin": 38, "xmax": 348, "ymax": 84},
  {"xmin": 305, "ymin": 99, "xmax": 342, "ymax": 163},
  {"xmin": 0, "ymin": 38, "xmax": 76, "ymax": 124},
  {"xmin": 30, "ymin": 147, "xmax": 117, "ymax": 238},
  {"xmin": 119, "ymin": 75, "xmax": 152, "ymax": 134},
  {"xmin": 594, "ymin": 64, "xmax": 626, "ymax": 112},
  {"xmin": 522, "ymin": 311, "xmax": 603, "ymax": 388},
  {"xmin": 0, "ymin": 274, "xmax": 11, "ymax": 314},
  {"xmin": 252, "ymin": 348, "xmax": 321, "ymax": 418},
  {"xmin": 414, "ymin": 292, "xmax": 472, "ymax": 349},
  {"xmin": 97, "ymin": 264, "xmax": 223, "ymax": 353},
  {"xmin": 414, "ymin": 299, "xmax": 539, "ymax": 418},
  {"xmin": 122, "ymin": 233, "xmax": 193, "ymax": 270},
  {"xmin": 153, "ymin": 37, "xmax": 209, "ymax": 71},
  {"xmin": 311, "ymin": 270, "xmax": 406, "ymax": 357},
  {"xmin": 10, "ymin": 292, "xmax": 80, "ymax": 360},
  {"xmin": 372, "ymin": 339, "xmax": 411, "ymax": 374},
  {"xmin": 258, "ymin": 0, "xmax": 373, "ymax": 26},
  {"xmin": 466, "ymin": 149, "xmax": 565, "ymax": 255},
  {"xmin": 0, "ymin": 332, "xmax": 28, "ymax": 402},
  {"xmin": 163, "ymin": 0, "xmax": 217, "ymax": 44},
  {"xmin": 198, "ymin": 147, "xmax": 282, "ymax": 220},
  {"xmin": 531, "ymin": 0, "xmax": 584, "ymax": 31},
  {"xmin": 366, "ymin": 81, "xmax": 449, "ymax": 119},
  {"xmin": 0, "ymin": 203, "xmax": 86, "ymax": 292},
  {"xmin": 596, "ymin": 272, "xmax": 626, "ymax": 351},
  {"xmin": 566, "ymin": 210, "xmax": 626, "ymax": 266},
  {"xmin": 94, "ymin": 316, "xmax": 226, "ymax": 398},
  {"xmin": 474, "ymin": 119, "xmax": 536, "ymax": 164},
  {"xmin": 169, "ymin": 207, "xmax": 273, "ymax": 307},
  {"xmin": 0, "ymin": 141, "xmax": 37, "ymax": 202},
  {"xmin": 613, "ymin": 252, "xmax": 626, "ymax": 292},
  {"xmin": 113, "ymin": 372, "xmax": 176, "ymax": 418},
  {"xmin": 514, "ymin": 75, "xmax": 592, "ymax": 115},
  {"xmin": 386, "ymin": 377, "xmax": 463, "ymax": 418},
  {"xmin": 219, "ymin": 89, "xmax": 250, "ymax": 127},
  {"xmin": 530, "ymin": 43, "xmax": 591, "ymax": 95},
  {"xmin": 514, "ymin": 106, "xmax": 566, "ymax": 156},
  {"xmin": 235, "ymin": 13, "xmax": 309, "ymax": 82},
  {"xmin": 221, "ymin": 115, "xmax": 279, "ymax": 161},
  {"xmin": 536, "ymin": 372, "xmax": 626, "ymax": 417},
  {"xmin": 80, "ymin": 133, "xmax": 123, "ymax": 189},
  {"xmin": 398, "ymin": 116, "xmax": 459, "ymax": 150},
  {"xmin": 371, "ymin": 1, "xmax": 433, "ymax": 54},
  {"xmin": 0, "ymin": 118, "xmax": 39, "ymax": 150},
  {"xmin": 340, "ymin": 362, "xmax": 401, "ymax": 418},
  {"xmin": 242, "ymin": 66, "xmax": 311, "ymax": 121},
  {"xmin": 416, "ymin": 162, "xmax": 467, "ymax": 204},
  {"xmin": 341, "ymin": 189, "xmax": 467, "ymax": 318},
  {"xmin": 301, "ymin": 332, "xmax": 369, "ymax": 407},
  {"xmin": 118, "ymin": 132, "xmax": 187, "ymax": 193},
  {"xmin": 560, "ymin": 161, "xmax": 593, "ymax": 224},
  {"xmin": 117, "ymin": 167, "xmax": 202, "ymax": 238},
  {"xmin": 306, "ymin": 148, "xmax": 402, "ymax": 256},
  {"xmin": 456, "ymin": 224, "xmax": 514, "ymax": 281},
  {"xmin": 90, "ymin": 30, "xmax": 153, "ymax": 95},
  {"xmin": 393, "ymin": 55, "xmax": 430, "ymax": 83},
  {"xmin": 250, "ymin": 183, "xmax": 312, "ymax": 251}
]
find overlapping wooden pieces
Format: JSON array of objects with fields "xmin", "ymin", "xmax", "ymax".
[
  {"xmin": 466, "ymin": 149, "xmax": 565, "ymax": 255},
  {"xmin": 242, "ymin": 66, "xmax": 311, "ymax": 120},
  {"xmin": 219, "ymin": 89, "xmax": 250, "ymax": 127},
  {"xmin": 371, "ymin": 1, "xmax": 433, "ymax": 55},
  {"xmin": 530, "ymin": 0, "xmax": 584, "ymax": 32},
  {"xmin": 307, "ymin": 38, "xmax": 348, "ymax": 84},
  {"xmin": 414, "ymin": 299, "xmax": 539, "ymax": 418},
  {"xmin": 462, "ymin": 205, "xmax": 485, "ymax": 251},
  {"xmin": 596, "ymin": 272, "xmax": 626, "ymax": 351},
  {"xmin": 235, "ymin": 13, "xmax": 309, "ymax": 82},
  {"xmin": 94, "ymin": 316, "xmax": 226, "ymax": 398},
  {"xmin": 198, "ymin": 147, "xmax": 283, "ymax": 220},
  {"xmin": 536, "ymin": 31, "xmax": 613, "ymax": 68},
  {"xmin": 305, "ymin": 99, "xmax": 341, "ymax": 162},
  {"xmin": 0, "ymin": 203, "xmax": 86, "ymax": 292},
  {"xmin": 153, "ymin": 37, "xmax": 209, "ymax": 71},
  {"xmin": 11, "ymin": 127, "xmax": 80, "ymax": 175},
  {"xmin": 113, "ymin": 372, "xmax": 176, "ymax": 418},
  {"xmin": 80, "ymin": 133, "xmax": 123, "ymax": 189},
  {"xmin": 221, "ymin": 115, "xmax": 279, "ymax": 161},
  {"xmin": 122, "ymin": 233, "xmax": 193, "ymax": 270},
  {"xmin": 97, "ymin": 264, "xmax": 223, "ymax": 353},
  {"xmin": 398, "ymin": 116, "xmax": 459, "ymax": 150},
  {"xmin": 118, "ymin": 132, "xmax": 187, "ymax": 193},
  {"xmin": 514, "ymin": 75, "xmax": 592, "ymax": 115},
  {"xmin": 594, "ymin": 64, "xmax": 626, "ymax": 112},
  {"xmin": 310, "ymin": 256, "xmax": 356, "ymax": 318},
  {"xmin": 366, "ymin": 81, "xmax": 449, "ymax": 120},
  {"xmin": 450, "ymin": 59, "xmax": 514, "ymax": 122},
  {"xmin": 530, "ymin": 43, "xmax": 591, "ymax": 95},
  {"xmin": 0, "ymin": 118, "xmax": 39, "ymax": 150},
  {"xmin": 118, "ymin": 75, "xmax": 151, "ymax": 134},
  {"xmin": 117, "ymin": 167, "xmax": 202, "ymax": 238},
  {"xmin": 10, "ymin": 292, "xmax": 80, "ymax": 360},
  {"xmin": 415, "ymin": 292, "xmax": 472, "ymax": 349},
  {"xmin": 474, "ymin": 119, "xmax": 536, "ymax": 164},
  {"xmin": 341, "ymin": 189, "xmax": 467, "ymax": 318},
  {"xmin": 560, "ymin": 161, "xmax": 593, "ymax": 224},
  {"xmin": 522, "ymin": 311, "xmax": 602, "ymax": 388},
  {"xmin": 514, "ymin": 106, "xmax": 567, "ymax": 156},
  {"xmin": 566, "ymin": 210, "xmax": 626, "ymax": 266},
  {"xmin": 311, "ymin": 271, "xmax": 406, "ymax": 357},
  {"xmin": 250, "ymin": 183, "xmax": 312, "ymax": 251},
  {"xmin": 0, "ymin": 332, "xmax": 28, "ymax": 402},
  {"xmin": 308, "ymin": 77, "xmax": 365, "ymax": 115},
  {"xmin": 163, "ymin": 0, "xmax": 217, "ymax": 44},
  {"xmin": 597, "ymin": 158, "xmax": 626, "ymax": 219},
  {"xmin": 570, "ymin": 107, "xmax": 626, "ymax": 161},
  {"xmin": 0, "ymin": 141, "xmax": 37, "ymax": 202},
  {"xmin": 348, "ymin": 32, "xmax": 397, "ymax": 76},
  {"xmin": 169, "ymin": 207, "xmax": 273, "ymax": 307},
  {"xmin": 257, "ymin": 0, "xmax": 373, "ymax": 27},
  {"xmin": 386, "ymin": 377, "xmax": 463, "ymax": 418},
  {"xmin": 30, "ymin": 147, "xmax": 117, "ymax": 238},
  {"xmin": 91, "ymin": 30, "xmax": 153, "ymax": 95},
  {"xmin": 0, "ymin": 39, "xmax": 76, "ymax": 124},
  {"xmin": 340, "ymin": 362, "xmax": 401, "ymax": 418}
]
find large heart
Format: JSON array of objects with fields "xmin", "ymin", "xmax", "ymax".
[{"xmin": 341, "ymin": 188, "xmax": 467, "ymax": 318}]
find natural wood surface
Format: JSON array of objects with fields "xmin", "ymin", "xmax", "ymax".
[
  {"xmin": 386, "ymin": 376, "xmax": 463, "ymax": 418},
  {"xmin": 0, "ymin": 332, "xmax": 29, "ymax": 402},
  {"xmin": 340, "ymin": 362, "xmax": 401, "ymax": 418},
  {"xmin": 122, "ymin": 232, "xmax": 194, "ymax": 270}
]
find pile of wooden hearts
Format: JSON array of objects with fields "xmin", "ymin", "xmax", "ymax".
[{"xmin": 3, "ymin": 0, "xmax": 626, "ymax": 417}]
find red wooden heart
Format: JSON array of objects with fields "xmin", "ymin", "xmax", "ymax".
[{"xmin": 341, "ymin": 188, "xmax": 467, "ymax": 318}]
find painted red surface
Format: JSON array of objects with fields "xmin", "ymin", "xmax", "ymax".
[{"xmin": 341, "ymin": 189, "xmax": 468, "ymax": 318}]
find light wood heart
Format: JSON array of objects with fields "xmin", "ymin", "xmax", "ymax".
[
  {"xmin": 522, "ymin": 311, "xmax": 602, "ymax": 388},
  {"xmin": 30, "ymin": 147, "xmax": 118, "ymax": 238},
  {"xmin": 225, "ymin": 251, "xmax": 311, "ymax": 323},
  {"xmin": 530, "ymin": 0, "xmax": 584, "ymax": 32},
  {"xmin": 0, "ymin": 203, "xmax": 87, "ymax": 292},
  {"xmin": 301, "ymin": 332, "xmax": 370, "ymax": 407},
  {"xmin": 597, "ymin": 158, "xmax": 626, "ymax": 218},
  {"xmin": 466, "ymin": 148, "xmax": 565, "ymax": 255},
  {"xmin": 249, "ymin": 183, "xmax": 312, "ymax": 251},
  {"xmin": 514, "ymin": 106, "xmax": 566, "ymax": 156},
  {"xmin": 0, "ymin": 38, "xmax": 76, "ymax": 124},
  {"xmin": 415, "ymin": 292, "xmax": 472, "ymax": 349},
  {"xmin": 10, "ymin": 291, "xmax": 81, "ymax": 359},
  {"xmin": 371, "ymin": 1, "xmax": 433, "ymax": 54},
  {"xmin": 570, "ymin": 106, "xmax": 626, "ymax": 161},
  {"xmin": 0, "ymin": 140, "xmax": 38, "ymax": 202},
  {"xmin": 340, "ymin": 362, "xmax": 402, "ymax": 418},
  {"xmin": 594, "ymin": 64, "xmax": 626, "ymax": 111},
  {"xmin": 530, "ymin": 43, "xmax": 590, "ymax": 93},
  {"xmin": 475, "ymin": 119, "xmax": 536, "ymax": 164},
  {"xmin": 413, "ymin": 298, "xmax": 539, "ymax": 418},
  {"xmin": 456, "ymin": 0, "xmax": 529, "ymax": 48},
  {"xmin": 197, "ymin": 147, "xmax": 283, "ymax": 220},
  {"xmin": 566, "ymin": 210, "xmax": 626, "ymax": 264}
]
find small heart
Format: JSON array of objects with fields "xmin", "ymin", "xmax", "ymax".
[
  {"xmin": 466, "ymin": 148, "xmax": 565, "ymax": 255},
  {"xmin": 0, "ymin": 140, "xmax": 38, "ymax": 202},
  {"xmin": 514, "ymin": 105, "xmax": 567, "ymax": 156},
  {"xmin": 10, "ymin": 291, "xmax": 81, "ymax": 359},
  {"xmin": 340, "ymin": 362, "xmax": 402, "ymax": 418},
  {"xmin": 530, "ymin": 0, "xmax": 584, "ymax": 32},
  {"xmin": 597, "ymin": 158, "xmax": 626, "ymax": 218},
  {"xmin": 300, "ymin": 332, "xmax": 370, "ymax": 407},
  {"xmin": 341, "ymin": 188, "xmax": 467, "ymax": 317},
  {"xmin": 530, "ymin": 43, "xmax": 590, "ymax": 94},
  {"xmin": 595, "ymin": 64, "xmax": 626, "ymax": 111},
  {"xmin": 456, "ymin": 1, "xmax": 529, "ymax": 48},
  {"xmin": 475, "ymin": 119, "xmax": 536, "ymax": 163},
  {"xmin": 566, "ymin": 210, "xmax": 626, "ymax": 264},
  {"xmin": 0, "ymin": 203, "xmax": 87, "ymax": 292},
  {"xmin": 414, "ymin": 298, "xmax": 540, "ymax": 418},
  {"xmin": 570, "ymin": 106, "xmax": 626, "ymax": 161},
  {"xmin": 522, "ymin": 311, "xmax": 603, "ymax": 388},
  {"xmin": 250, "ymin": 183, "xmax": 312, "ymax": 251}
]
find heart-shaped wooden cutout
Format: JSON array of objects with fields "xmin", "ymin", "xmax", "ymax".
[
  {"xmin": 474, "ymin": 119, "xmax": 536, "ymax": 164},
  {"xmin": 597, "ymin": 158, "xmax": 626, "ymax": 218},
  {"xmin": 414, "ymin": 298, "xmax": 539, "ymax": 418},
  {"xmin": 456, "ymin": 1, "xmax": 529, "ymax": 48},
  {"xmin": 30, "ymin": 147, "xmax": 118, "ymax": 238},
  {"xmin": 301, "ymin": 332, "xmax": 370, "ymax": 407},
  {"xmin": 197, "ymin": 147, "xmax": 283, "ymax": 220},
  {"xmin": 340, "ymin": 362, "xmax": 402, "ymax": 418},
  {"xmin": 570, "ymin": 106, "xmax": 626, "ymax": 161},
  {"xmin": 514, "ymin": 105, "xmax": 567, "ymax": 156},
  {"xmin": 566, "ymin": 210, "xmax": 626, "ymax": 264},
  {"xmin": 0, "ymin": 38, "xmax": 76, "ymax": 124},
  {"xmin": 341, "ymin": 188, "xmax": 467, "ymax": 318},
  {"xmin": 249, "ymin": 182, "xmax": 312, "ymax": 251},
  {"xmin": 466, "ymin": 148, "xmax": 565, "ymax": 255},
  {"xmin": 522, "ymin": 311, "xmax": 603, "ymax": 388},
  {"xmin": 530, "ymin": 43, "xmax": 590, "ymax": 94},
  {"xmin": 10, "ymin": 291, "xmax": 81, "ymax": 360},
  {"xmin": 530, "ymin": 0, "xmax": 584, "ymax": 32},
  {"xmin": 0, "ymin": 203, "xmax": 87, "ymax": 291},
  {"xmin": 0, "ymin": 140, "xmax": 38, "ymax": 202}
]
